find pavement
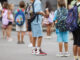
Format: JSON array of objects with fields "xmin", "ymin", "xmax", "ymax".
[{"xmin": 0, "ymin": 24, "xmax": 74, "ymax": 60}]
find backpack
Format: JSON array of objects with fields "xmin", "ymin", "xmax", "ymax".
[
  {"xmin": 48, "ymin": 12, "xmax": 54, "ymax": 23},
  {"xmin": 15, "ymin": 9, "xmax": 25, "ymax": 26},
  {"xmin": 56, "ymin": 7, "xmax": 68, "ymax": 32},
  {"xmin": 2, "ymin": 9, "xmax": 9, "ymax": 25},
  {"xmin": 25, "ymin": 0, "xmax": 38, "ymax": 23},
  {"xmin": 65, "ymin": 4, "xmax": 79, "ymax": 32}
]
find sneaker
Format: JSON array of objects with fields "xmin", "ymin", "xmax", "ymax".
[
  {"xmin": 45, "ymin": 36, "xmax": 52, "ymax": 39},
  {"xmin": 56, "ymin": 52, "xmax": 64, "ymax": 57},
  {"xmin": 64, "ymin": 52, "xmax": 70, "ymax": 57},
  {"xmin": 28, "ymin": 43, "xmax": 33, "ymax": 48},
  {"xmin": 32, "ymin": 50, "xmax": 36, "ymax": 55},
  {"xmin": 36, "ymin": 49, "xmax": 47, "ymax": 56},
  {"xmin": 74, "ymin": 59, "xmax": 78, "ymax": 60},
  {"xmin": 8, "ymin": 38, "xmax": 13, "ymax": 42},
  {"xmin": 17, "ymin": 41, "xmax": 21, "ymax": 44},
  {"xmin": 21, "ymin": 41, "xmax": 25, "ymax": 44}
]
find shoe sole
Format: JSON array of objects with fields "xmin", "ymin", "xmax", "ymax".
[{"xmin": 35, "ymin": 54, "xmax": 47, "ymax": 56}]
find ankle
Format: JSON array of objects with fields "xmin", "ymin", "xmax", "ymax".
[
  {"xmin": 74, "ymin": 56, "xmax": 78, "ymax": 60},
  {"xmin": 79, "ymin": 56, "xmax": 80, "ymax": 60}
]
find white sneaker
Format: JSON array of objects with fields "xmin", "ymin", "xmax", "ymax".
[
  {"xmin": 56, "ymin": 52, "xmax": 64, "ymax": 57},
  {"xmin": 64, "ymin": 52, "xmax": 70, "ymax": 57},
  {"xmin": 45, "ymin": 36, "xmax": 52, "ymax": 39},
  {"xmin": 36, "ymin": 50, "xmax": 40, "ymax": 55},
  {"xmin": 8, "ymin": 38, "xmax": 13, "ymax": 42},
  {"xmin": 28, "ymin": 43, "xmax": 33, "ymax": 48},
  {"xmin": 32, "ymin": 50, "xmax": 36, "ymax": 55}
]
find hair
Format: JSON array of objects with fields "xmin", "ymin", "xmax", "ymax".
[
  {"xmin": 3, "ymin": 2, "xmax": 8, "ymax": 9},
  {"xmin": 19, "ymin": 1, "xmax": 25, "ymax": 8},
  {"xmin": 45, "ymin": 1, "xmax": 53, "ymax": 12},
  {"xmin": 58, "ymin": 0, "xmax": 66, "ymax": 7}
]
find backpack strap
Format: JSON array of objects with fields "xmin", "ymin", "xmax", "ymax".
[{"xmin": 32, "ymin": 0, "xmax": 39, "ymax": 23}]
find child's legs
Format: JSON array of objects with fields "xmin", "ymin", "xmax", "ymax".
[
  {"xmin": 77, "ymin": 39, "xmax": 80, "ymax": 56},
  {"xmin": 57, "ymin": 32, "xmax": 63, "ymax": 52},
  {"xmin": 21, "ymin": 31, "xmax": 25, "ymax": 42},
  {"xmin": 62, "ymin": 32, "xmax": 69, "ymax": 52},
  {"xmin": 59, "ymin": 42, "xmax": 63, "ymax": 52},
  {"xmin": 7, "ymin": 25, "xmax": 12, "ymax": 38},
  {"xmin": 64, "ymin": 42, "xmax": 68, "ymax": 52},
  {"xmin": 37, "ymin": 36, "xmax": 42, "ymax": 47},
  {"xmin": 2, "ymin": 28, "xmax": 6, "ymax": 38},
  {"xmin": 73, "ymin": 45, "xmax": 78, "ymax": 56},
  {"xmin": 32, "ymin": 37, "xmax": 37, "ymax": 47},
  {"xmin": 47, "ymin": 24, "xmax": 51, "ymax": 36},
  {"xmin": 72, "ymin": 31, "xmax": 78, "ymax": 56},
  {"xmin": 18, "ymin": 32, "xmax": 20, "ymax": 42},
  {"xmin": 28, "ymin": 32, "xmax": 33, "ymax": 43}
]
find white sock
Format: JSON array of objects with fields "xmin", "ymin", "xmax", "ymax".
[
  {"xmin": 79, "ymin": 56, "xmax": 80, "ymax": 60},
  {"xmin": 37, "ymin": 47, "xmax": 40, "ymax": 52},
  {"xmin": 74, "ymin": 56, "xmax": 78, "ymax": 60},
  {"xmin": 32, "ymin": 47, "xmax": 36, "ymax": 50}
]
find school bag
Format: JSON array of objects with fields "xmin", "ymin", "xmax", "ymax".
[
  {"xmin": 48, "ymin": 12, "xmax": 54, "ymax": 23},
  {"xmin": 2, "ymin": 9, "xmax": 9, "ymax": 25},
  {"xmin": 15, "ymin": 9, "xmax": 25, "ymax": 26},
  {"xmin": 65, "ymin": 4, "xmax": 80, "ymax": 32},
  {"xmin": 56, "ymin": 7, "xmax": 68, "ymax": 32},
  {"xmin": 25, "ymin": 0, "xmax": 38, "ymax": 23}
]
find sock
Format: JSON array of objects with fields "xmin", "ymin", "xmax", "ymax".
[
  {"xmin": 74, "ymin": 56, "xmax": 78, "ymax": 60},
  {"xmin": 79, "ymin": 56, "xmax": 80, "ymax": 60},
  {"xmin": 37, "ymin": 47, "xmax": 40, "ymax": 52},
  {"xmin": 32, "ymin": 47, "xmax": 36, "ymax": 50}
]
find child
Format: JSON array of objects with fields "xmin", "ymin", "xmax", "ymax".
[
  {"xmin": 25, "ymin": 2, "xmax": 33, "ymax": 47},
  {"xmin": 0, "ymin": 2, "xmax": 2, "ymax": 21},
  {"xmin": 31, "ymin": 0, "xmax": 47, "ymax": 55},
  {"xmin": 44, "ymin": 1, "xmax": 54, "ymax": 38},
  {"xmin": 2, "ymin": 2, "xmax": 9, "ymax": 39},
  {"xmin": 7, "ymin": 4, "xmax": 14, "ymax": 41},
  {"xmin": 72, "ymin": 0, "xmax": 80, "ymax": 60},
  {"xmin": 15, "ymin": 1, "xmax": 26, "ymax": 44},
  {"xmin": 53, "ymin": 0, "xmax": 70, "ymax": 57}
]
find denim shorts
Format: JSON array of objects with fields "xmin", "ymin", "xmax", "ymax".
[
  {"xmin": 57, "ymin": 31, "xmax": 69, "ymax": 43},
  {"xmin": 31, "ymin": 24, "xmax": 43, "ymax": 37}
]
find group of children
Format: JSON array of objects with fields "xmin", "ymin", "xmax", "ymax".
[{"xmin": 0, "ymin": 0, "xmax": 80, "ymax": 60}]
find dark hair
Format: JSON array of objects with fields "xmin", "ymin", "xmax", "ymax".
[
  {"xmin": 3, "ymin": 2, "xmax": 8, "ymax": 9},
  {"xmin": 45, "ymin": 1, "xmax": 52, "ymax": 12},
  {"xmin": 19, "ymin": 1, "xmax": 25, "ymax": 8},
  {"xmin": 58, "ymin": 0, "xmax": 66, "ymax": 7}
]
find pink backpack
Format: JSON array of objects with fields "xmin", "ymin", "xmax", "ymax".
[
  {"xmin": 2, "ymin": 9, "xmax": 9, "ymax": 25},
  {"xmin": 48, "ymin": 12, "xmax": 54, "ymax": 23}
]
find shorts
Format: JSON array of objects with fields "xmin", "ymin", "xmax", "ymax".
[
  {"xmin": 8, "ymin": 22, "xmax": 12, "ymax": 26},
  {"xmin": 27, "ymin": 19, "xmax": 32, "ymax": 31},
  {"xmin": 31, "ymin": 24, "xmax": 43, "ymax": 37},
  {"xmin": 16, "ymin": 22, "xmax": 26, "ymax": 32},
  {"xmin": 72, "ymin": 28, "xmax": 80, "ymax": 46},
  {"xmin": 57, "ymin": 31, "xmax": 69, "ymax": 43}
]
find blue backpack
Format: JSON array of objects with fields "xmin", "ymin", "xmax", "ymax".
[
  {"xmin": 65, "ymin": 4, "xmax": 79, "ymax": 32},
  {"xmin": 15, "ymin": 9, "xmax": 25, "ymax": 26}
]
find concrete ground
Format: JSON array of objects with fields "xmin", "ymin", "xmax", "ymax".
[{"xmin": 0, "ymin": 24, "xmax": 74, "ymax": 60}]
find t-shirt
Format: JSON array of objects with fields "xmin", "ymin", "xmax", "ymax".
[{"xmin": 31, "ymin": 0, "xmax": 43, "ymax": 25}]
